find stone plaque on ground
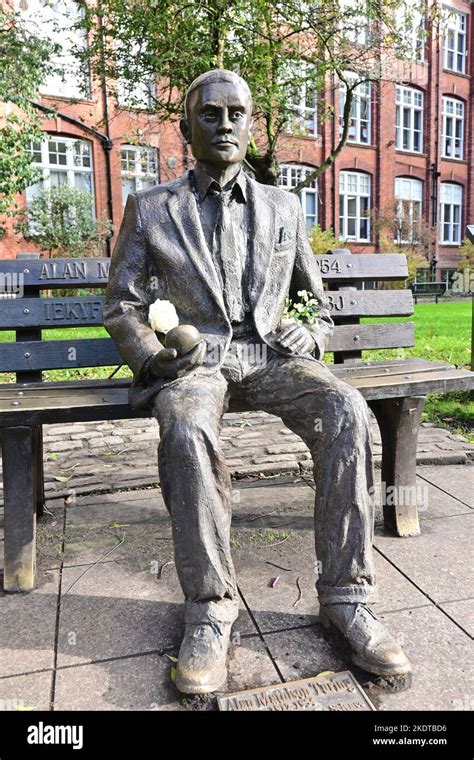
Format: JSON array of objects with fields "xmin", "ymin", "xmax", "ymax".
[{"xmin": 218, "ymin": 671, "xmax": 375, "ymax": 711}]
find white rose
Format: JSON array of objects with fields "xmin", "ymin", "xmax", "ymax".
[{"xmin": 148, "ymin": 299, "xmax": 179, "ymax": 333}]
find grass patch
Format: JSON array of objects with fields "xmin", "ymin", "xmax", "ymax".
[
  {"xmin": 250, "ymin": 529, "xmax": 290, "ymax": 546},
  {"xmin": 360, "ymin": 300, "xmax": 473, "ymax": 433},
  {"xmin": 362, "ymin": 299, "xmax": 471, "ymax": 369}
]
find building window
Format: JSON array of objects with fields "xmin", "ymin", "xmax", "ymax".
[
  {"xmin": 26, "ymin": 136, "xmax": 94, "ymax": 206},
  {"xmin": 339, "ymin": 0, "xmax": 370, "ymax": 45},
  {"xmin": 339, "ymin": 79, "xmax": 371, "ymax": 145},
  {"xmin": 286, "ymin": 67, "xmax": 317, "ymax": 137},
  {"xmin": 439, "ymin": 183, "xmax": 462, "ymax": 244},
  {"xmin": 443, "ymin": 7, "xmax": 467, "ymax": 74},
  {"xmin": 339, "ymin": 171, "xmax": 370, "ymax": 242},
  {"xmin": 396, "ymin": 86, "xmax": 423, "ymax": 153},
  {"xmin": 19, "ymin": 0, "xmax": 90, "ymax": 99},
  {"xmin": 278, "ymin": 164, "xmax": 318, "ymax": 229},
  {"xmin": 120, "ymin": 145, "xmax": 159, "ymax": 205},
  {"xmin": 441, "ymin": 97, "xmax": 464, "ymax": 160},
  {"xmin": 396, "ymin": 1, "xmax": 425, "ymax": 61},
  {"xmin": 395, "ymin": 177, "xmax": 422, "ymax": 243}
]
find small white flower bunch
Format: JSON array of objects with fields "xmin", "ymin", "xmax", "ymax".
[{"xmin": 282, "ymin": 290, "xmax": 319, "ymax": 326}]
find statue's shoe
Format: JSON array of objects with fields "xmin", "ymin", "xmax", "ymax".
[
  {"xmin": 175, "ymin": 620, "xmax": 232, "ymax": 694},
  {"xmin": 319, "ymin": 603, "xmax": 412, "ymax": 677}
]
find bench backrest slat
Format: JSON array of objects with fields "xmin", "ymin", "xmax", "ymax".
[
  {"xmin": 313, "ymin": 254, "xmax": 408, "ymax": 281},
  {"xmin": 0, "ymin": 258, "xmax": 110, "ymax": 289},
  {"xmin": 0, "ymin": 297, "xmax": 105, "ymax": 329},
  {"xmin": 327, "ymin": 322, "xmax": 414, "ymax": 352},
  {"xmin": 0, "ymin": 288, "xmax": 413, "ymax": 330},
  {"xmin": 0, "ymin": 338, "xmax": 121, "ymax": 373},
  {"xmin": 0, "ymin": 252, "xmax": 414, "ymax": 378}
]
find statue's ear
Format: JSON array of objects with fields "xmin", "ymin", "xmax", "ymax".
[{"xmin": 180, "ymin": 119, "xmax": 192, "ymax": 144}]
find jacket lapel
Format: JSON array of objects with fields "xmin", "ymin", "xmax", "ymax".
[
  {"xmin": 166, "ymin": 173, "xmax": 227, "ymax": 316},
  {"xmin": 246, "ymin": 178, "xmax": 276, "ymax": 313}
]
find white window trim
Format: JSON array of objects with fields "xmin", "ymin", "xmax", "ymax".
[
  {"xmin": 439, "ymin": 183, "xmax": 463, "ymax": 244},
  {"xmin": 340, "ymin": 79, "xmax": 371, "ymax": 145},
  {"xmin": 339, "ymin": 171, "xmax": 371, "ymax": 242},
  {"xmin": 395, "ymin": 177, "xmax": 423, "ymax": 244},
  {"xmin": 441, "ymin": 96, "xmax": 464, "ymax": 160},
  {"xmin": 18, "ymin": 0, "xmax": 90, "ymax": 99},
  {"xmin": 28, "ymin": 136, "xmax": 94, "ymax": 197},
  {"xmin": 278, "ymin": 164, "xmax": 318, "ymax": 228},
  {"xmin": 395, "ymin": 2, "xmax": 426, "ymax": 62},
  {"xmin": 285, "ymin": 64, "xmax": 318, "ymax": 138},
  {"xmin": 120, "ymin": 144, "xmax": 159, "ymax": 205},
  {"xmin": 443, "ymin": 6, "xmax": 467, "ymax": 74},
  {"xmin": 396, "ymin": 85, "xmax": 424, "ymax": 154}
]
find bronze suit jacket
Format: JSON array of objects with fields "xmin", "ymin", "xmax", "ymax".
[{"xmin": 104, "ymin": 170, "xmax": 334, "ymax": 410}]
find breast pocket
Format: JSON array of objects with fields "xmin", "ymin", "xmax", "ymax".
[{"xmin": 273, "ymin": 241, "xmax": 294, "ymax": 257}]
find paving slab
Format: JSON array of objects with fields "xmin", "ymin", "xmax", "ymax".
[
  {"xmin": 0, "ymin": 671, "xmax": 53, "ymax": 711},
  {"xmin": 374, "ymin": 514, "xmax": 474, "ymax": 604},
  {"xmin": 416, "ymin": 465, "xmax": 474, "ymax": 508},
  {"xmin": 368, "ymin": 606, "xmax": 474, "ymax": 711},
  {"xmin": 56, "ymin": 558, "xmax": 256, "ymax": 669},
  {"xmin": 261, "ymin": 625, "xmax": 348, "ymax": 682},
  {"xmin": 415, "ymin": 476, "xmax": 474, "ymax": 520},
  {"xmin": 53, "ymin": 635, "xmax": 277, "ymax": 711},
  {"xmin": 440, "ymin": 598, "xmax": 474, "ymax": 637},
  {"xmin": 54, "ymin": 653, "xmax": 184, "ymax": 711},
  {"xmin": 0, "ymin": 569, "xmax": 59, "ymax": 678},
  {"xmin": 262, "ymin": 605, "xmax": 474, "ymax": 711},
  {"xmin": 234, "ymin": 529, "xmax": 429, "ymax": 634}
]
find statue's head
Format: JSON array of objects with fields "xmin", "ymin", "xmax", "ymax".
[{"xmin": 180, "ymin": 69, "xmax": 253, "ymax": 169}]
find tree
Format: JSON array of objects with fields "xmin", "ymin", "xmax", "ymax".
[
  {"xmin": 74, "ymin": 0, "xmax": 424, "ymax": 187},
  {"xmin": 0, "ymin": 9, "xmax": 57, "ymax": 230},
  {"xmin": 16, "ymin": 185, "xmax": 112, "ymax": 258}
]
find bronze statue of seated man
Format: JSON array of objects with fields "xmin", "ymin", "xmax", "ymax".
[{"xmin": 104, "ymin": 69, "xmax": 411, "ymax": 694}]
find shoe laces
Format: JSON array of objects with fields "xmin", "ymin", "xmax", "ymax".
[{"xmin": 190, "ymin": 622, "xmax": 224, "ymax": 653}]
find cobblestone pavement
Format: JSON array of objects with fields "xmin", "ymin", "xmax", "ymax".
[{"xmin": 0, "ymin": 411, "xmax": 470, "ymax": 505}]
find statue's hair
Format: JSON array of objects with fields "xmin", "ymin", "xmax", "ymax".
[{"xmin": 184, "ymin": 69, "xmax": 252, "ymax": 118}]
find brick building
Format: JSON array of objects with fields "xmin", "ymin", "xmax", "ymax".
[{"xmin": 2, "ymin": 0, "xmax": 473, "ymax": 286}]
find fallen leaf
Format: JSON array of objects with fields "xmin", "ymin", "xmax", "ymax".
[{"xmin": 53, "ymin": 475, "xmax": 73, "ymax": 483}]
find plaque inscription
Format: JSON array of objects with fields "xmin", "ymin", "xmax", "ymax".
[{"xmin": 217, "ymin": 671, "xmax": 375, "ymax": 712}]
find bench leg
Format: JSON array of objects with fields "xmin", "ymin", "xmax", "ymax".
[
  {"xmin": 33, "ymin": 426, "xmax": 45, "ymax": 519},
  {"xmin": 2, "ymin": 427, "xmax": 36, "ymax": 592},
  {"xmin": 369, "ymin": 396, "xmax": 425, "ymax": 538}
]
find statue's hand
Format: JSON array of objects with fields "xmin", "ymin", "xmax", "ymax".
[
  {"xmin": 276, "ymin": 323, "xmax": 315, "ymax": 354},
  {"xmin": 150, "ymin": 340, "xmax": 207, "ymax": 379}
]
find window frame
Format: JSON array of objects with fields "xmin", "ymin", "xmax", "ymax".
[
  {"xmin": 285, "ymin": 63, "xmax": 318, "ymax": 138},
  {"xmin": 120, "ymin": 144, "xmax": 160, "ymax": 205},
  {"xmin": 339, "ymin": 170, "xmax": 371, "ymax": 242},
  {"xmin": 339, "ymin": 78, "xmax": 372, "ymax": 145},
  {"xmin": 439, "ymin": 183, "xmax": 463, "ymax": 244},
  {"xmin": 18, "ymin": 0, "xmax": 90, "ymax": 99},
  {"xmin": 395, "ymin": 85, "xmax": 424, "ymax": 154},
  {"xmin": 27, "ymin": 135, "xmax": 94, "ymax": 204},
  {"xmin": 441, "ymin": 96, "xmax": 465, "ymax": 160},
  {"xmin": 443, "ymin": 6, "xmax": 467, "ymax": 74},
  {"xmin": 394, "ymin": 177, "xmax": 423, "ymax": 244},
  {"xmin": 278, "ymin": 164, "xmax": 318, "ymax": 229}
]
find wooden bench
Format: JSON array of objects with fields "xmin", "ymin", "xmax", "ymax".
[
  {"xmin": 0, "ymin": 252, "xmax": 472, "ymax": 593},
  {"xmin": 411, "ymin": 281, "xmax": 448, "ymax": 304}
]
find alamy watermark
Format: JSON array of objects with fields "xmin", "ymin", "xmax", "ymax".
[{"xmin": 0, "ymin": 271, "xmax": 24, "ymax": 299}]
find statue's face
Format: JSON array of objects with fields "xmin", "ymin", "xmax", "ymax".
[{"xmin": 181, "ymin": 80, "xmax": 252, "ymax": 168}]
